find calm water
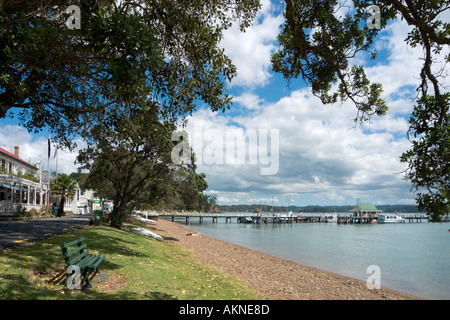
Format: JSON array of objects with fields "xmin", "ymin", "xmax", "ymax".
[{"xmin": 177, "ymin": 214, "xmax": 450, "ymax": 300}]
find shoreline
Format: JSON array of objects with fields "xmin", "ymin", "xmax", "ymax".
[{"xmin": 147, "ymin": 218, "xmax": 422, "ymax": 300}]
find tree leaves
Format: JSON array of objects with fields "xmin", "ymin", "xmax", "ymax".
[
  {"xmin": 271, "ymin": 0, "xmax": 387, "ymax": 124},
  {"xmin": 1, "ymin": 0, "xmax": 260, "ymax": 149},
  {"xmin": 400, "ymin": 94, "xmax": 450, "ymax": 220}
]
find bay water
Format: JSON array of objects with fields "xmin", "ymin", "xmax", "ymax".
[{"xmin": 177, "ymin": 213, "xmax": 450, "ymax": 300}]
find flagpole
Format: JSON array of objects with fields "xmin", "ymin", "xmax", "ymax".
[
  {"xmin": 39, "ymin": 154, "xmax": 42, "ymax": 184},
  {"xmin": 48, "ymin": 134, "xmax": 51, "ymax": 206},
  {"xmin": 55, "ymin": 145, "xmax": 58, "ymax": 180}
]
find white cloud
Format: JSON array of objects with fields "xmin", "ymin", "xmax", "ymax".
[
  {"xmin": 184, "ymin": 85, "xmax": 414, "ymax": 205},
  {"xmin": 0, "ymin": 124, "xmax": 83, "ymax": 175},
  {"xmin": 365, "ymin": 115, "xmax": 409, "ymax": 133},
  {"xmin": 365, "ymin": 17, "xmax": 449, "ymax": 108},
  {"xmin": 233, "ymin": 92, "xmax": 264, "ymax": 110},
  {"xmin": 220, "ymin": 0, "xmax": 283, "ymax": 89},
  {"xmin": 367, "ymin": 20, "xmax": 423, "ymax": 98}
]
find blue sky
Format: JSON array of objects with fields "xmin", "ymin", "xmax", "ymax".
[{"xmin": 1, "ymin": 0, "xmax": 448, "ymax": 208}]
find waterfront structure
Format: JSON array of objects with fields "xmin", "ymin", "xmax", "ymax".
[
  {"xmin": 157, "ymin": 212, "xmax": 430, "ymax": 224},
  {"xmin": 352, "ymin": 203, "xmax": 380, "ymax": 219},
  {"xmin": 0, "ymin": 146, "xmax": 49, "ymax": 215}
]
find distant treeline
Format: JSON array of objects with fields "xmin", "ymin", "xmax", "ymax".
[{"xmin": 217, "ymin": 204, "xmax": 420, "ymax": 213}]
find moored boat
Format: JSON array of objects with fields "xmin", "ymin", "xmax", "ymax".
[
  {"xmin": 238, "ymin": 216, "xmax": 253, "ymax": 223},
  {"xmin": 324, "ymin": 213, "xmax": 338, "ymax": 223},
  {"xmin": 378, "ymin": 212, "xmax": 405, "ymax": 223}
]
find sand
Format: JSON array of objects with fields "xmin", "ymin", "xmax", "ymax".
[{"xmin": 146, "ymin": 218, "xmax": 422, "ymax": 300}]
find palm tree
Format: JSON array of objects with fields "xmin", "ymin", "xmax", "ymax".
[{"xmin": 51, "ymin": 174, "xmax": 77, "ymax": 217}]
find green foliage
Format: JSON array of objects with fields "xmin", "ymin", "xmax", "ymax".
[
  {"xmin": 271, "ymin": 0, "xmax": 390, "ymax": 123},
  {"xmin": 1, "ymin": 0, "xmax": 260, "ymax": 149},
  {"xmin": 401, "ymin": 94, "xmax": 450, "ymax": 221},
  {"xmin": 39, "ymin": 205, "xmax": 52, "ymax": 216},
  {"xmin": 28, "ymin": 208, "xmax": 39, "ymax": 217},
  {"xmin": 13, "ymin": 206, "xmax": 49, "ymax": 218},
  {"xmin": 17, "ymin": 172, "xmax": 39, "ymax": 183},
  {"xmin": 51, "ymin": 174, "xmax": 77, "ymax": 199},
  {"xmin": 198, "ymin": 193, "xmax": 219, "ymax": 213},
  {"xmin": 77, "ymin": 105, "xmax": 175, "ymax": 228},
  {"xmin": 13, "ymin": 205, "xmax": 29, "ymax": 217},
  {"xmin": 69, "ymin": 172, "xmax": 88, "ymax": 190},
  {"xmin": 50, "ymin": 173, "xmax": 77, "ymax": 214}
]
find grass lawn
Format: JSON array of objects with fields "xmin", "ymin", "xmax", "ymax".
[{"xmin": 0, "ymin": 221, "xmax": 266, "ymax": 300}]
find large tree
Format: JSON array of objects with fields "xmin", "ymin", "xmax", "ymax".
[
  {"xmin": 78, "ymin": 102, "xmax": 211, "ymax": 228},
  {"xmin": 1, "ymin": 0, "xmax": 260, "ymax": 147},
  {"xmin": 272, "ymin": 0, "xmax": 449, "ymax": 219},
  {"xmin": 77, "ymin": 103, "xmax": 177, "ymax": 228}
]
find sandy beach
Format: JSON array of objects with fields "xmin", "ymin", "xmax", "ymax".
[{"xmin": 146, "ymin": 218, "xmax": 422, "ymax": 300}]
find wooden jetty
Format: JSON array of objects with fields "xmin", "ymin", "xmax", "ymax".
[{"xmin": 151, "ymin": 212, "xmax": 433, "ymax": 224}]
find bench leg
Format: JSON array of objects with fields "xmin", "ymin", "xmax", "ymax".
[
  {"xmin": 82, "ymin": 278, "xmax": 93, "ymax": 291},
  {"xmin": 81, "ymin": 268, "xmax": 96, "ymax": 291}
]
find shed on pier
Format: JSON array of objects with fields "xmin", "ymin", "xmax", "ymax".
[{"xmin": 352, "ymin": 203, "xmax": 380, "ymax": 218}]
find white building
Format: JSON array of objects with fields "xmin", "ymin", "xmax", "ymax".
[
  {"xmin": 0, "ymin": 145, "xmax": 113, "ymax": 216},
  {"xmin": 67, "ymin": 187, "xmax": 96, "ymax": 215},
  {"xmin": 0, "ymin": 146, "xmax": 50, "ymax": 215}
]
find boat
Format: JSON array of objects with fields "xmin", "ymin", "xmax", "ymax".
[
  {"xmin": 324, "ymin": 213, "xmax": 338, "ymax": 223},
  {"xmin": 293, "ymin": 213, "xmax": 306, "ymax": 222},
  {"xmin": 378, "ymin": 212, "xmax": 405, "ymax": 223},
  {"xmin": 238, "ymin": 216, "xmax": 253, "ymax": 223}
]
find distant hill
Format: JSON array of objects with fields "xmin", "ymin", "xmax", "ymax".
[
  {"xmin": 217, "ymin": 204, "xmax": 420, "ymax": 213},
  {"xmin": 375, "ymin": 204, "xmax": 420, "ymax": 213}
]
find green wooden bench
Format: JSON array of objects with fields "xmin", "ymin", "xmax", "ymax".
[{"xmin": 60, "ymin": 237, "xmax": 106, "ymax": 290}]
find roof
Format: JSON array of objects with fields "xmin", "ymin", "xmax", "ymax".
[
  {"xmin": 356, "ymin": 203, "xmax": 378, "ymax": 211},
  {"xmin": 0, "ymin": 147, "xmax": 38, "ymax": 170}
]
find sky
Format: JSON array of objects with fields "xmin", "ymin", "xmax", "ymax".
[{"xmin": 1, "ymin": 0, "xmax": 448, "ymax": 207}]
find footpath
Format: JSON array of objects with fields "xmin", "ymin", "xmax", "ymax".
[{"xmin": 0, "ymin": 215, "xmax": 91, "ymax": 250}]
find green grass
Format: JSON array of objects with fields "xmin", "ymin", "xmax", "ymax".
[{"xmin": 0, "ymin": 222, "xmax": 266, "ymax": 300}]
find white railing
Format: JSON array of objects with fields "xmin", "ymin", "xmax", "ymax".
[
  {"xmin": 0, "ymin": 201, "xmax": 45, "ymax": 215},
  {"xmin": 0, "ymin": 200, "xmax": 14, "ymax": 213}
]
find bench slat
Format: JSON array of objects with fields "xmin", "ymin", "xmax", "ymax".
[
  {"xmin": 69, "ymin": 250, "xmax": 89, "ymax": 265},
  {"xmin": 90, "ymin": 255, "xmax": 106, "ymax": 269},
  {"xmin": 78, "ymin": 254, "xmax": 99, "ymax": 269},
  {"xmin": 61, "ymin": 237, "xmax": 85, "ymax": 249},
  {"xmin": 65, "ymin": 244, "xmax": 87, "ymax": 257}
]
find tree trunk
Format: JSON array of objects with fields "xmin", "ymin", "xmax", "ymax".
[
  {"xmin": 59, "ymin": 196, "xmax": 65, "ymax": 217},
  {"xmin": 110, "ymin": 205, "xmax": 126, "ymax": 229}
]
